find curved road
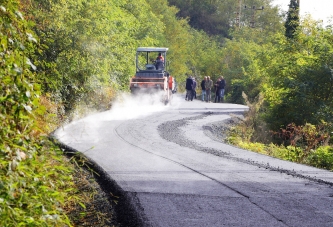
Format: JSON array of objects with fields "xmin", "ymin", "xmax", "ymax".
[{"xmin": 55, "ymin": 94, "xmax": 333, "ymax": 227}]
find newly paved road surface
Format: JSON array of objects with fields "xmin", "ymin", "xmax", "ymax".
[{"xmin": 55, "ymin": 94, "xmax": 333, "ymax": 227}]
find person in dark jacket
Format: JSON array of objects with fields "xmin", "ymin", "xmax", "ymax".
[
  {"xmin": 219, "ymin": 76, "xmax": 226, "ymax": 102},
  {"xmin": 204, "ymin": 76, "xmax": 213, "ymax": 102},
  {"xmin": 192, "ymin": 77, "xmax": 197, "ymax": 100},
  {"xmin": 214, "ymin": 78, "xmax": 221, "ymax": 103},
  {"xmin": 185, "ymin": 75, "xmax": 194, "ymax": 101},
  {"xmin": 200, "ymin": 77, "xmax": 207, "ymax": 101}
]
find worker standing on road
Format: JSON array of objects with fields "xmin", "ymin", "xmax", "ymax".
[
  {"xmin": 201, "ymin": 77, "xmax": 207, "ymax": 101},
  {"xmin": 214, "ymin": 77, "xmax": 221, "ymax": 103},
  {"xmin": 185, "ymin": 75, "xmax": 194, "ymax": 101},
  {"xmin": 219, "ymin": 76, "xmax": 226, "ymax": 102},
  {"xmin": 192, "ymin": 77, "xmax": 197, "ymax": 100},
  {"xmin": 205, "ymin": 76, "xmax": 213, "ymax": 102}
]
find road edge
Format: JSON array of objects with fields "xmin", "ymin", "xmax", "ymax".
[{"xmin": 49, "ymin": 134, "xmax": 151, "ymax": 227}]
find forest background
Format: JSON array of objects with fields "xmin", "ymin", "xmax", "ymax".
[{"xmin": 1, "ymin": 0, "xmax": 333, "ymax": 226}]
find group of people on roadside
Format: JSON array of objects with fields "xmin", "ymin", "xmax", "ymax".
[
  {"xmin": 200, "ymin": 76, "xmax": 226, "ymax": 103},
  {"xmin": 185, "ymin": 75, "xmax": 226, "ymax": 102}
]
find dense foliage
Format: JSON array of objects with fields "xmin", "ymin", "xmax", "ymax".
[
  {"xmin": 0, "ymin": 1, "xmax": 74, "ymax": 226},
  {"xmin": 27, "ymin": 0, "xmax": 166, "ymax": 117},
  {"xmin": 168, "ymin": 0, "xmax": 282, "ymax": 37},
  {"xmin": 224, "ymin": 17, "xmax": 333, "ymax": 163},
  {"xmin": 262, "ymin": 20, "xmax": 333, "ymax": 131}
]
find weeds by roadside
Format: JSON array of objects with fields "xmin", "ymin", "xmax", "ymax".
[
  {"xmin": 0, "ymin": 138, "xmax": 72, "ymax": 226},
  {"xmin": 0, "ymin": 136, "xmax": 119, "ymax": 227},
  {"xmin": 226, "ymin": 92, "xmax": 333, "ymax": 170},
  {"xmin": 64, "ymin": 152, "xmax": 119, "ymax": 227}
]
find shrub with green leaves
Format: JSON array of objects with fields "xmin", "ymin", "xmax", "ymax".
[
  {"xmin": 307, "ymin": 146, "xmax": 333, "ymax": 170},
  {"xmin": 1, "ymin": 1, "xmax": 74, "ymax": 226},
  {"xmin": 226, "ymin": 113, "xmax": 332, "ymax": 170},
  {"xmin": 0, "ymin": 140, "xmax": 74, "ymax": 226}
]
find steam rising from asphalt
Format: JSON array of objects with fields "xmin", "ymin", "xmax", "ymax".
[
  {"xmin": 72, "ymin": 91, "xmax": 181, "ymax": 123},
  {"xmin": 101, "ymin": 91, "xmax": 170, "ymax": 120},
  {"xmin": 55, "ymin": 91, "xmax": 182, "ymax": 141}
]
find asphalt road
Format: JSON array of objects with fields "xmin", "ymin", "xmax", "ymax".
[{"xmin": 55, "ymin": 94, "xmax": 333, "ymax": 227}]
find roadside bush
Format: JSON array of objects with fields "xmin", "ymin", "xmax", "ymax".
[
  {"xmin": 307, "ymin": 146, "xmax": 333, "ymax": 170},
  {"xmin": 0, "ymin": 139, "xmax": 75, "ymax": 226},
  {"xmin": 280, "ymin": 146, "xmax": 304, "ymax": 162},
  {"xmin": 271, "ymin": 122, "xmax": 331, "ymax": 159},
  {"xmin": 226, "ymin": 92, "xmax": 270, "ymax": 145},
  {"xmin": 226, "ymin": 110, "xmax": 332, "ymax": 168},
  {"xmin": 265, "ymin": 143, "xmax": 289, "ymax": 159},
  {"xmin": 227, "ymin": 126, "xmax": 333, "ymax": 170},
  {"xmin": 0, "ymin": 2, "xmax": 80, "ymax": 226},
  {"xmin": 33, "ymin": 95, "xmax": 61, "ymax": 135}
]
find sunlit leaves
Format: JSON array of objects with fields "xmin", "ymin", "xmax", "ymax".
[
  {"xmin": 29, "ymin": 0, "xmax": 167, "ymax": 115},
  {"xmin": 263, "ymin": 19, "xmax": 333, "ymax": 130},
  {"xmin": 0, "ymin": 0, "xmax": 75, "ymax": 225}
]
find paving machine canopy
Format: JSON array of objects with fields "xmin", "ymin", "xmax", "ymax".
[{"xmin": 136, "ymin": 47, "xmax": 168, "ymax": 72}]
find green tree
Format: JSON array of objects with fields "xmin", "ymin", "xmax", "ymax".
[
  {"xmin": 168, "ymin": 0, "xmax": 232, "ymax": 37},
  {"xmin": 168, "ymin": 0, "xmax": 283, "ymax": 38},
  {"xmin": 216, "ymin": 37, "xmax": 267, "ymax": 104},
  {"xmin": 285, "ymin": 0, "xmax": 299, "ymax": 39},
  {"xmin": 265, "ymin": 19, "xmax": 333, "ymax": 131},
  {"xmin": 25, "ymin": 0, "xmax": 163, "ymax": 116},
  {"xmin": 146, "ymin": 0, "xmax": 192, "ymax": 80}
]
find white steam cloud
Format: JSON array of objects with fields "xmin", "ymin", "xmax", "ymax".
[
  {"xmin": 62, "ymin": 90, "xmax": 182, "ymax": 124},
  {"xmin": 55, "ymin": 91, "xmax": 182, "ymax": 143},
  {"xmin": 105, "ymin": 91, "xmax": 169, "ymax": 120}
]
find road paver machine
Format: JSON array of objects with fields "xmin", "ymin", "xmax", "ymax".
[{"xmin": 129, "ymin": 47, "xmax": 176, "ymax": 104}]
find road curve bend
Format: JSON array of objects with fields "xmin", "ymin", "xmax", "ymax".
[{"xmin": 55, "ymin": 95, "xmax": 333, "ymax": 227}]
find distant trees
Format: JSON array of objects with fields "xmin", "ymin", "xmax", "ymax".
[
  {"xmin": 168, "ymin": 0, "xmax": 232, "ymax": 37},
  {"xmin": 18, "ymin": 0, "xmax": 287, "ymax": 120},
  {"xmin": 168, "ymin": 0, "xmax": 282, "ymax": 38},
  {"xmin": 19, "ymin": 0, "xmax": 224, "ymax": 116},
  {"xmin": 284, "ymin": 0, "xmax": 300, "ymax": 39}
]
